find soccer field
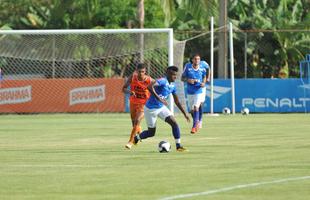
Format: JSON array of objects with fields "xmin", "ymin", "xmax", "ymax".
[{"xmin": 0, "ymin": 113, "xmax": 309, "ymax": 200}]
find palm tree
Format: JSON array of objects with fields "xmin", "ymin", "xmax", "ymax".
[
  {"xmin": 138, "ymin": 0, "xmax": 145, "ymax": 28},
  {"xmin": 137, "ymin": 0, "xmax": 145, "ymax": 63},
  {"xmin": 218, "ymin": 0, "xmax": 227, "ymax": 78}
]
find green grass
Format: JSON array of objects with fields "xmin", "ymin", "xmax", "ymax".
[{"xmin": 0, "ymin": 113, "xmax": 309, "ymax": 200}]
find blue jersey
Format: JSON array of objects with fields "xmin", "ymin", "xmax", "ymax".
[
  {"xmin": 182, "ymin": 62, "xmax": 207, "ymax": 95},
  {"xmin": 146, "ymin": 77, "xmax": 176, "ymax": 109},
  {"xmin": 199, "ymin": 61, "xmax": 210, "ymax": 71}
]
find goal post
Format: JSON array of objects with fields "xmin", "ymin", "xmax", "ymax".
[
  {"xmin": 0, "ymin": 28, "xmax": 175, "ymax": 113},
  {"xmin": 172, "ymin": 21, "xmax": 234, "ymax": 115}
]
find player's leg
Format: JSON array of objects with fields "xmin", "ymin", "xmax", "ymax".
[
  {"xmin": 130, "ymin": 102, "xmax": 135, "ymax": 127},
  {"xmin": 158, "ymin": 107, "xmax": 187, "ymax": 151},
  {"xmin": 125, "ymin": 112, "xmax": 144, "ymax": 149},
  {"xmin": 192, "ymin": 105, "xmax": 200, "ymax": 133},
  {"xmin": 126, "ymin": 103, "xmax": 141, "ymax": 149},
  {"xmin": 198, "ymin": 104, "xmax": 203, "ymax": 128},
  {"xmin": 188, "ymin": 94, "xmax": 200, "ymax": 133},
  {"xmin": 187, "ymin": 94, "xmax": 195, "ymax": 124},
  {"xmin": 134, "ymin": 104, "xmax": 144, "ymax": 134},
  {"xmin": 129, "ymin": 104, "xmax": 144, "ymax": 139},
  {"xmin": 125, "ymin": 103, "xmax": 135, "ymax": 149},
  {"xmin": 198, "ymin": 87, "xmax": 206, "ymax": 128},
  {"xmin": 133, "ymin": 106, "xmax": 158, "ymax": 144}
]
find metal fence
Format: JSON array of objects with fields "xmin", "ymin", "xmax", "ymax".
[{"xmin": 175, "ymin": 29, "xmax": 310, "ymax": 79}]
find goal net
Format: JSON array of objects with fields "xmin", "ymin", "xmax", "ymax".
[
  {"xmin": 300, "ymin": 54, "xmax": 310, "ymax": 113},
  {"xmin": 300, "ymin": 54, "xmax": 310, "ymax": 85},
  {"xmin": 0, "ymin": 29, "xmax": 174, "ymax": 113},
  {"xmin": 173, "ymin": 25, "xmax": 232, "ymax": 114}
]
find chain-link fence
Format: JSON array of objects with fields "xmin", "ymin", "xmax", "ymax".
[
  {"xmin": 175, "ymin": 29, "xmax": 310, "ymax": 79},
  {"xmin": 0, "ymin": 32, "xmax": 170, "ymax": 80},
  {"xmin": 0, "ymin": 30, "xmax": 172, "ymax": 113}
]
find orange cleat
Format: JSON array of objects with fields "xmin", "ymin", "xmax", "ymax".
[{"xmin": 190, "ymin": 127, "xmax": 197, "ymax": 134}]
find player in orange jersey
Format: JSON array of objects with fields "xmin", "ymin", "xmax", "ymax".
[{"xmin": 122, "ymin": 63, "xmax": 155, "ymax": 149}]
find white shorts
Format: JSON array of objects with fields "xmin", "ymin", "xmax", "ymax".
[
  {"xmin": 199, "ymin": 87, "xmax": 207, "ymax": 103},
  {"xmin": 144, "ymin": 106, "xmax": 173, "ymax": 128},
  {"xmin": 187, "ymin": 94, "xmax": 203, "ymax": 110}
]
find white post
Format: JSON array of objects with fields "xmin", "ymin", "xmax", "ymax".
[
  {"xmin": 0, "ymin": 28, "xmax": 173, "ymax": 35},
  {"xmin": 210, "ymin": 17, "xmax": 214, "ymax": 114},
  {"xmin": 229, "ymin": 23, "xmax": 236, "ymax": 114},
  {"xmin": 168, "ymin": 29, "xmax": 174, "ymax": 114},
  {"xmin": 244, "ymin": 32, "xmax": 247, "ymax": 79}
]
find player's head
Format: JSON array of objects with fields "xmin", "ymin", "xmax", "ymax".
[
  {"xmin": 136, "ymin": 63, "xmax": 147, "ymax": 79},
  {"xmin": 191, "ymin": 54, "xmax": 201, "ymax": 66},
  {"xmin": 166, "ymin": 66, "xmax": 178, "ymax": 82}
]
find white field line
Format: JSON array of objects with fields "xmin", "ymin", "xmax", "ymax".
[{"xmin": 159, "ymin": 176, "xmax": 310, "ymax": 200}]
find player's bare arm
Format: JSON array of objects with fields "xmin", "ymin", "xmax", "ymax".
[
  {"xmin": 200, "ymin": 76, "xmax": 207, "ymax": 87},
  {"xmin": 149, "ymin": 78, "xmax": 156, "ymax": 86},
  {"xmin": 206, "ymin": 68, "xmax": 210, "ymax": 83},
  {"xmin": 173, "ymin": 93, "xmax": 190, "ymax": 122},
  {"xmin": 122, "ymin": 74, "xmax": 135, "ymax": 96},
  {"xmin": 147, "ymin": 81, "xmax": 168, "ymax": 106}
]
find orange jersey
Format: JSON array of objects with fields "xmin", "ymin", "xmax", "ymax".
[{"xmin": 130, "ymin": 73, "xmax": 151, "ymax": 104}]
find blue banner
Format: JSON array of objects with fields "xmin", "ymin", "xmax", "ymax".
[{"xmin": 203, "ymin": 78, "xmax": 310, "ymax": 113}]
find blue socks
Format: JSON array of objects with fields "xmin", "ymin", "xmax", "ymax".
[
  {"xmin": 139, "ymin": 130, "xmax": 154, "ymax": 139},
  {"xmin": 138, "ymin": 125, "xmax": 182, "ymax": 148},
  {"xmin": 199, "ymin": 106, "xmax": 203, "ymax": 122},
  {"xmin": 172, "ymin": 124, "xmax": 181, "ymax": 140},
  {"xmin": 193, "ymin": 110, "xmax": 199, "ymax": 127}
]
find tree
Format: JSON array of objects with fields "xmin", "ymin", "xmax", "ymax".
[
  {"xmin": 0, "ymin": 0, "xmax": 165, "ymax": 29},
  {"xmin": 159, "ymin": 0, "xmax": 218, "ymax": 29},
  {"xmin": 229, "ymin": 0, "xmax": 310, "ymax": 78}
]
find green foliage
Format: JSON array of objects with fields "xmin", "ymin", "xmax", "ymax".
[
  {"xmin": 0, "ymin": 0, "xmax": 165, "ymax": 29},
  {"xmin": 160, "ymin": 0, "xmax": 219, "ymax": 30},
  {"xmin": 144, "ymin": 0, "xmax": 165, "ymax": 28},
  {"xmin": 0, "ymin": 0, "xmax": 309, "ymax": 78},
  {"xmin": 230, "ymin": 0, "xmax": 310, "ymax": 78}
]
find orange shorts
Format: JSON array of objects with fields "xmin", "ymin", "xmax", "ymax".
[{"xmin": 130, "ymin": 102, "xmax": 145, "ymax": 120}]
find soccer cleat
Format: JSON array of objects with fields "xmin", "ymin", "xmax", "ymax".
[
  {"xmin": 190, "ymin": 121, "xmax": 200, "ymax": 134},
  {"xmin": 190, "ymin": 127, "xmax": 197, "ymax": 134},
  {"xmin": 125, "ymin": 142, "xmax": 133, "ymax": 149},
  {"xmin": 133, "ymin": 135, "xmax": 141, "ymax": 145},
  {"xmin": 176, "ymin": 146, "xmax": 188, "ymax": 152},
  {"xmin": 198, "ymin": 121, "xmax": 202, "ymax": 129}
]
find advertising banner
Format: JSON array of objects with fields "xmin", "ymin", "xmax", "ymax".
[
  {"xmin": 0, "ymin": 78, "xmax": 125, "ymax": 113},
  {"xmin": 203, "ymin": 79, "xmax": 310, "ymax": 113}
]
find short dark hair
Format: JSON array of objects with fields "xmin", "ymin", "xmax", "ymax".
[
  {"xmin": 167, "ymin": 65, "xmax": 178, "ymax": 72},
  {"xmin": 137, "ymin": 63, "xmax": 146, "ymax": 70},
  {"xmin": 191, "ymin": 53, "xmax": 201, "ymax": 59}
]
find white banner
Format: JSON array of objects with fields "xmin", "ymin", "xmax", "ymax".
[
  {"xmin": 69, "ymin": 85, "xmax": 105, "ymax": 106},
  {"xmin": 0, "ymin": 86, "xmax": 32, "ymax": 105}
]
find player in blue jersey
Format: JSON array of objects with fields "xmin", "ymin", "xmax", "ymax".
[
  {"xmin": 193, "ymin": 55, "xmax": 210, "ymax": 129},
  {"xmin": 182, "ymin": 54, "xmax": 209, "ymax": 134},
  {"xmin": 133, "ymin": 66, "xmax": 190, "ymax": 152}
]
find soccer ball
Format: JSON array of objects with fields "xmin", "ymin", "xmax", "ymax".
[
  {"xmin": 241, "ymin": 107, "xmax": 250, "ymax": 115},
  {"xmin": 222, "ymin": 107, "xmax": 231, "ymax": 115},
  {"xmin": 158, "ymin": 141, "xmax": 171, "ymax": 153}
]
